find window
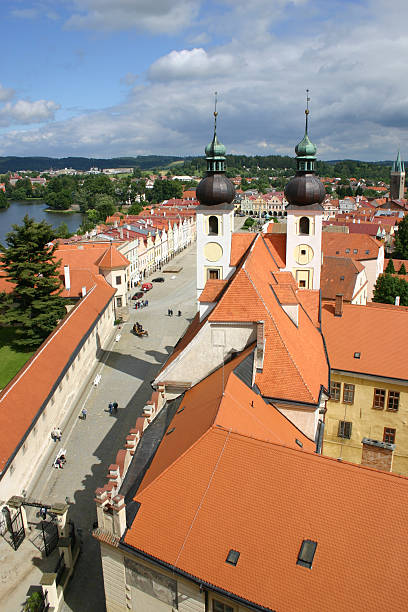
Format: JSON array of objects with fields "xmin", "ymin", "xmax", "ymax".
[
  {"xmin": 343, "ymin": 384, "xmax": 355, "ymax": 404},
  {"xmin": 353, "ymin": 249, "xmax": 358, "ymax": 254},
  {"xmin": 373, "ymin": 389, "xmax": 386, "ymax": 409},
  {"xmin": 209, "ymin": 215, "xmax": 219, "ymax": 235},
  {"xmin": 116, "ymin": 276, "xmax": 122, "ymax": 285},
  {"xmin": 208, "ymin": 269, "xmax": 220, "ymax": 280},
  {"xmin": 299, "ymin": 216, "xmax": 310, "ymax": 235},
  {"xmin": 299, "ymin": 280, "xmax": 306, "ymax": 288},
  {"xmin": 117, "ymin": 297, "xmax": 122, "ymax": 307},
  {"xmin": 383, "ymin": 427, "xmax": 396, "ymax": 444},
  {"xmin": 338, "ymin": 421, "xmax": 352, "ymax": 439},
  {"xmin": 353, "ymin": 352, "xmax": 360, "ymax": 359},
  {"xmin": 213, "ymin": 601, "xmax": 234, "ymax": 612},
  {"xmin": 345, "ymin": 248, "xmax": 350, "ymax": 253},
  {"xmin": 297, "ymin": 540, "xmax": 317, "ymax": 569},
  {"xmin": 387, "ymin": 391, "xmax": 400, "ymax": 412},
  {"xmin": 301, "ymin": 249, "xmax": 306, "ymax": 255},
  {"xmin": 330, "ymin": 381, "xmax": 341, "ymax": 401},
  {"xmin": 226, "ymin": 549, "xmax": 240, "ymax": 566}
]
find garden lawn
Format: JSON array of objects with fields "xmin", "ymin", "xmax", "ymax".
[{"xmin": 0, "ymin": 327, "xmax": 34, "ymax": 389}]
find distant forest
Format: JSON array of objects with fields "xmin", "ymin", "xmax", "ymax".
[{"xmin": 0, "ymin": 154, "xmax": 397, "ymax": 182}]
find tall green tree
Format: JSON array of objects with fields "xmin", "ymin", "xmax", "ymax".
[
  {"xmin": 393, "ymin": 215, "xmax": 408, "ymax": 260},
  {"xmin": 385, "ymin": 259, "xmax": 395, "ymax": 273},
  {"xmin": 0, "ymin": 215, "xmax": 66, "ymax": 350},
  {"xmin": 398, "ymin": 262, "xmax": 407, "ymax": 275},
  {"xmin": 0, "ymin": 190, "xmax": 9, "ymax": 209},
  {"xmin": 373, "ymin": 274, "xmax": 408, "ymax": 306}
]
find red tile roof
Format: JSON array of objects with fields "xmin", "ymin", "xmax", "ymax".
[
  {"xmin": 229, "ymin": 234, "xmax": 255, "ymax": 267},
  {"xmin": 209, "ymin": 236, "xmax": 328, "ymax": 403},
  {"xmin": 96, "ymin": 244, "xmax": 129, "ymax": 269},
  {"xmin": 198, "ymin": 279, "xmax": 228, "ymax": 303},
  {"xmin": 0, "ymin": 275, "xmax": 115, "ymax": 473},
  {"xmin": 125, "ymin": 366, "xmax": 408, "ymax": 611},
  {"xmin": 322, "ymin": 233, "xmax": 381, "ymax": 260},
  {"xmin": 321, "ymin": 256, "xmax": 365, "ymax": 302},
  {"xmin": 322, "ymin": 301, "xmax": 408, "ymax": 380}
]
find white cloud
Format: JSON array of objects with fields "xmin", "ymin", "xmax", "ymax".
[
  {"xmin": 65, "ymin": 0, "xmax": 201, "ymax": 33},
  {"xmin": 3, "ymin": 0, "xmax": 408, "ymax": 160},
  {"xmin": 148, "ymin": 48, "xmax": 236, "ymax": 81},
  {"xmin": 0, "ymin": 100, "xmax": 60, "ymax": 126},
  {"xmin": 120, "ymin": 72, "xmax": 139, "ymax": 87}
]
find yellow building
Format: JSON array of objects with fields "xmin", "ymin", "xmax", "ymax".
[{"xmin": 322, "ymin": 298, "xmax": 408, "ymax": 475}]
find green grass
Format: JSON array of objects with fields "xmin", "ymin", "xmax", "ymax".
[{"xmin": 0, "ymin": 327, "xmax": 34, "ymax": 389}]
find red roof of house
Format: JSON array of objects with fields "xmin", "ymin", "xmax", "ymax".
[
  {"xmin": 229, "ymin": 233, "xmax": 255, "ymax": 267},
  {"xmin": 322, "ymin": 301, "xmax": 408, "ymax": 380},
  {"xmin": 96, "ymin": 244, "xmax": 129, "ymax": 269},
  {"xmin": 322, "ymin": 233, "xmax": 381, "ymax": 260},
  {"xmin": 321, "ymin": 256, "xmax": 365, "ymax": 302},
  {"xmin": 125, "ymin": 354, "xmax": 408, "ymax": 611},
  {"xmin": 198, "ymin": 279, "xmax": 228, "ymax": 303}
]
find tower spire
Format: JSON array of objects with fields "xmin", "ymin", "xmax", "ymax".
[
  {"xmin": 305, "ymin": 88, "xmax": 310, "ymax": 135},
  {"xmin": 204, "ymin": 93, "xmax": 226, "ymax": 174},
  {"xmin": 214, "ymin": 91, "xmax": 218, "ymax": 136}
]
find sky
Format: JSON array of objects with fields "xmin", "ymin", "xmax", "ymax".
[{"xmin": 1, "ymin": 0, "xmax": 408, "ymax": 161}]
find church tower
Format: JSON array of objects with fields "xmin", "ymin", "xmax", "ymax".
[
  {"xmin": 284, "ymin": 92, "xmax": 325, "ymax": 290},
  {"xmin": 390, "ymin": 151, "xmax": 405, "ymax": 200},
  {"xmin": 195, "ymin": 98, "xmax": 235, "ymax": 302}
]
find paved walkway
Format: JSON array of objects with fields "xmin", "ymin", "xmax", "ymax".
[{"xmin": 0, "ymin": 244, "xmax": 197, "ymax": 612}]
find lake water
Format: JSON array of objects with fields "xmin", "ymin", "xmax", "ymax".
[{"xmin": 0, "ymin": 201, "xmax": 84, "ymax": 245}]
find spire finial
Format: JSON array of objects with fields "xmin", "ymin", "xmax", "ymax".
[
  {"xmin": 305, "ymin": 88, "xmax": 310, "ymax": 134},
  {"xmin": 213, "ymin": 91, "xmax": 218, "ymax": 135}
]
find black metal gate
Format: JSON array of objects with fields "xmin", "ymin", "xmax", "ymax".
[
  {"xmin": 2, "ymin": 505, "xmax": 25, "ymax": 550},
  {"xmin": 41, "ymin": 519, "xmax": 59, "ymax": 556}
]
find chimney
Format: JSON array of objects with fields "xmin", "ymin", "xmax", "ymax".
[
  {"xmin": 119, "ymin": 227, "xmax": 123, "ymax": 239},
  {"xmin": 361, "ymin": 438, "xmax": 395, "ymax": 472},
  {"xmin": 335, "ymin": 294, "xmax": 343, "ymax": 317},
  {"xmin": 395, "ymin": 296, "xmax": 400, "ymax": 306},
  {"xmin": 64, "ymin": 265, "xmax": 71, "ymax": 291},
  {"xmin": 82, "ymin": 286, "xmax": 86, "ymax": 297},
  {"xmin": 255, "ymin": 321, "xmax": 265, "ymax": 372}
]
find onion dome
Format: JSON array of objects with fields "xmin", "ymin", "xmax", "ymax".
[
  {"xmin": 284, "ymin": 90, "xmax": 325, "ymax": 207},
  {"xmin": 392, "ymin": 151, "xmax": 405, "ymax": 173},
  {"xmin": 196, "ymin": 96, "xmax": 235, "ymax": 207}
]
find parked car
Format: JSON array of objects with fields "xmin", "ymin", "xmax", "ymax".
[
  {"xmin": 142, "ymin": 282, "xmax": 153, "ymax": 291},
  {"xmin": 152, "ymin": 277, "xmax": 165, "ymax": 283},
  {"xmin": 132, "ymin": 291, "xmax": 144, "ymax": 300}
]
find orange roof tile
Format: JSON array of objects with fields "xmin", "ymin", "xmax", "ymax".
[
  {"xmin": 322, "ymin": 301, "xmax": 408, "ymax": 380},
  {"xmin": 96, "ymin": 244, "xmax": 129, "ymax": 269},
  {"xmin": 230, "ymin": 233, "xmax": 255, "ymax": 267},
  {"xmin": 321, "ymin": 256, "xmax": 365, "ymax": 302},
  {"xmin": 0, "ymin": 275, "xmax": 115, "ymax": 473},
  {"xmin": 322, "ymin": 233, "xmax": 381, "ymax": 260},
  {"xmin": 263, "ymin": 233, "xmax": 287, "ymax": 267},
  {"xmin": 198, "ymin": 279, "xmax": 228, "ymax": 303},
  {"xmin": 125, "ymin": 394, "xmax": 408, "ymax": 611}
]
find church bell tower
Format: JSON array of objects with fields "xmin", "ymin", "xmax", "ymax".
[
  {"xmin": 284, "ymin": 92, "xmax": 325, "ymax": 290},
  {"xmin": 195, "ymin": 96, "xmax": 236, "ymax": 302},
  {"xmin": 390, "ymin": 151, "xmax": 405, "ymax": 201}
]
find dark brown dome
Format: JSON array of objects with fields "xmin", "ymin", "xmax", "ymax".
[
  {"xmin": 196, "ymin": 173, "xmax": 235, "ymax": 206},
  {"xmin": 284, "ymin": 173, "xmax": 325, "ymax": 207}
]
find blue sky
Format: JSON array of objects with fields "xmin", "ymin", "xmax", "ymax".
[{"xmin": 1, "ymin": 0, "xmax": 407, "ymax": 160}]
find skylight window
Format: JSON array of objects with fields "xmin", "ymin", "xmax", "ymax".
[
  {"xmin": 226, "ymin": 549, "xmax": 240, "ymax": 566},
  {"xmin": 297, "ymin": 540, "xmax": 317, "ymax": 569},
  {"xmin": 177, "ymin": 407, "xmax": 185, "ymax": 414},
  {"xmin": 340, "ymin": 276, "xmax": 345, "ymax": 281},
  {"xmin": 354, "ymin": 352, "xmax": 361, "ymax": 359},
  {"xmin": 295, "ymin": 439, "xmax": 303, "ymax": 448},
  {"xmin": 166, "ymin": 427, "xmax": 176, "ymax": 436}
]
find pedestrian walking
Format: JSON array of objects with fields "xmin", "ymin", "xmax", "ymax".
[
  {"xmin": 170, "ymin": 309, "xmax": 173, "ymax": 316},
  {"xmin": 146, "ymin": 299, "xmax": 149, "ymax": 306},
  {"xmin": 178, "ymin": 310, "xmax": 182, "ymax": 317},
  {"xmin": 40, "ymin": 506, "xmax": 47, "ymax": 520},
  {"xmin": 108, "ymin": 401, "xmax": 113, "ymax": 414},
  {"xmin": 81, "ymin": 408, "xmax": 87, "ymax": 420},
  {"xmin": 167, "ymin": 308, "xmax": 171, "ymax": 316},
  {"xmin": 113, "ymin": 401, "xmax": 118, "ymax": 414}
]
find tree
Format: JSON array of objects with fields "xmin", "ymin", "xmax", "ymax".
[
  {"xmin": 393, "ymin": 215, "xmax": 408, "ymax": 260},
  {"xmin": 0, "ymin": 215, "xmax": 66, "ymax": 350},
  {"xmin": 385, "ymin": 259, "xmax": 395, "ymax": 273},
  {"xmin": 373, "ymin": 274, "xmax": 408, "ymax": 306},
  {"xmin": 0, "ymin": 190, "xmax": 9, "ymax": 209},
  {"xmin": 95, "ymin": 193, "xmax": 116, "ymax": 221},
  {"xmin": 398, "ymin": 262, "xmax": 407, "ymax": 275},
  {"xmin": 128, "ymin": 202, "xmax": 143, "ymax": 215},
  {"xmin": 133, "ymin": 166, "xmax": 142, "ymax": 178},
  {"xmin": 55, "ymin": 222, "xmax": 72, "ymax": 239}
]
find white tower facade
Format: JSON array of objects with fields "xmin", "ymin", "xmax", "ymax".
[
  {"xmin": 195, "ymin": 105, "xmax": 236, "ymax": 303},
  {"xmin": 284, "ymin": 95, "xmax": 325, "ymax": 291},
  {"xmin": 196, "ymin": 203, "xmax": 235, "ymax": 300}
]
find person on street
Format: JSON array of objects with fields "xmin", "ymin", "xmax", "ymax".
[
  {"xmin": 113, "ymin": 401, "xmax": 118, "ymax": 414},
  {"xmin": 81, "ymin": 408, "xmax": 87, "ymax": 420},
  {"xmin": 178, "ymin": 310, "xmax": 182, "ymax": 317},
  {"xmin": 108, "ymin": 402, "xmax": 113, "ymax": 415}
]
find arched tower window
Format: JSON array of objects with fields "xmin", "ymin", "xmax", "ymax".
[
  {"xmin": 209, "ymin": 215, "xmax": 219, "ymax": 235},
  {"xmin": 299, "ymin": 217, "xmax": 310, "ymax": 235}
]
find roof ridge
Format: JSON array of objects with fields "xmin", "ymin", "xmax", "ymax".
[{"xmin": 243, "ymin": 260, "xmax": 315, "ymax": 403}]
